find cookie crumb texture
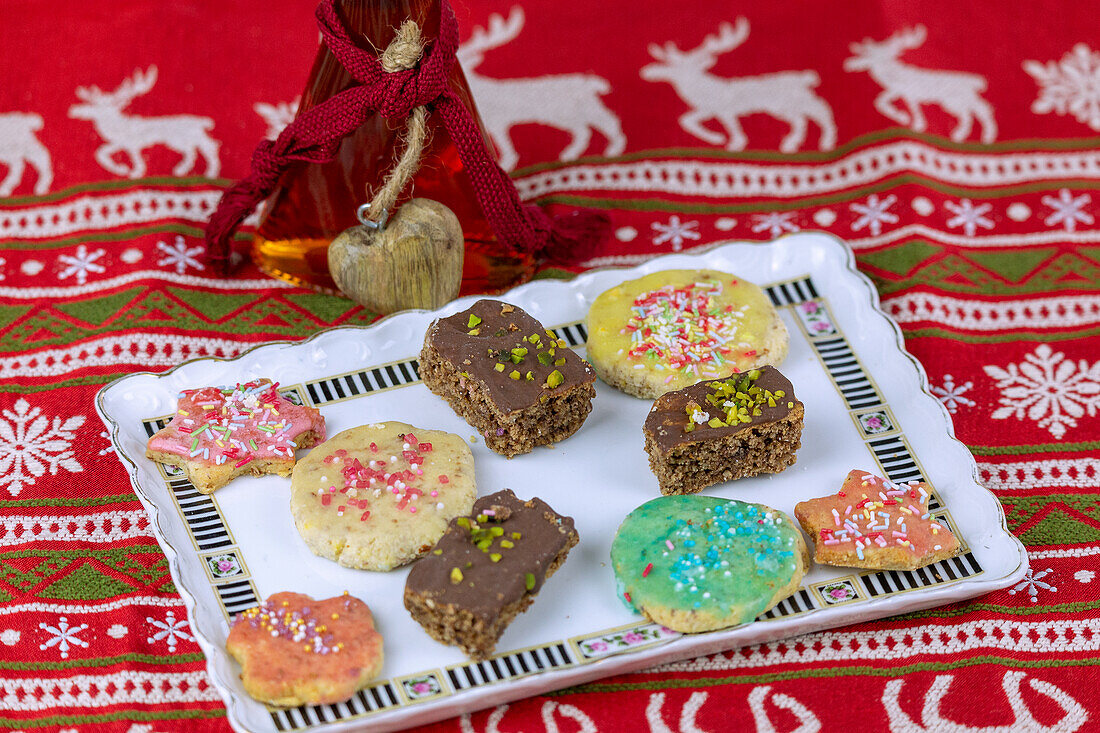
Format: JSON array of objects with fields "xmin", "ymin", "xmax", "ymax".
[
  {"xmin": 226, "ymin": 591, "xmax": 383, "ymax": 707},
  {"xmin": 404, "ymin": 489, "xmax": 578, "ymax": 660},
  {"xmin": 145, "ymin": 379, "xmax": 325, "ymax": 493},
  {"xmin": 644, "ymin": 366, "xmax": 804, "ymax": 495},
  {"xmin": 419, "ymin": 299, "xmax": 596, "ymax": 457},
  {"xmin": 291, "ymin": 422, "xmax": 476, "ymax": 571},
  {"xmin": 611, "ymin": 495, "xmax": 808, "ymax": 633},
  {"xmin": 585, "ymin": 269, "xmax": 789, "ymax": 399},
  {"xmin": 795, "ymin": 470, "xmax": 961, "ymax": 571}
]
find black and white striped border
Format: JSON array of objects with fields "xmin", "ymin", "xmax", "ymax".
[
  {"xmin": 304, "ymin": 360, "xmax": 421, "ymax": 406},
  {"xmin": 270, "ymin": 682, "xmax": 402, "ymax": 730},
  {"xmin": 860, "ymin": 551, "xmax": 982, "ymax": 597},
  {"xmin": 813, "ymin": 338, "xmax": 884, "ymax": 410},
  {"xmin": 758, "ymin": 588, "xmax": 817, "ymax": 620},
  {"xmin": 764, "ymin": 277, "xmax": 819, "ymax": 306},
  {"xmin": 866, "ymin": 436, "xmax": 944, "ymax": 512},
  {"xmin": 447, "ymin": 642, "xmax": 574, "ymax": 692}
]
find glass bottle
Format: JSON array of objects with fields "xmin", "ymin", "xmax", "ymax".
[{"xmin": 251, "ymin": 0, "xmax": 535, "ymax": 295}]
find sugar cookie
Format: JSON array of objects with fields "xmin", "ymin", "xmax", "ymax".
[
  {"xmin": 794, "ymin": 470, "xmax": 961, "ymax": 570},
  {"xmin": 146, "ymin": 379, "xmax": 325, "ymax": 493},
  {"xmin": 586, "ymin": 270, "xmax": 788, "ymax": 398},
  {"xmin": 226, "ymin": 591, "xmax": 383, "ymax": 707},
  {"xmin": 611, "ymin": 495, "xmax": 808, "ymax": 633},
  {"xmin": 290, "ymin": 422, "xmax": 476, "ymax": 571}
]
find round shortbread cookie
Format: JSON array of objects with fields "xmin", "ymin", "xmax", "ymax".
[
  {"xmin": 610, "ymin": 495, "xmax": 809, "ymax": 633},
  {"xmin": 585, "ymin": 269, "xmax": 788, "ymax": 399},
  {"xmin": 291, "ymin": 422, "xmax": 477, "ymax": 571}
]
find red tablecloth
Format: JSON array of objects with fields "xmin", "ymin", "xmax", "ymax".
[{"xmin": 2, "ymin": 1, "xmax": 1098, "ymax": 730}]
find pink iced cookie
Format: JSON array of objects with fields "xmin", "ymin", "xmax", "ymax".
[{"xmin": 146, "ymin": 379, "xmax": 325, "ymax": 493}]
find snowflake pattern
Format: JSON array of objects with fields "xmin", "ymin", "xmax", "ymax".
[
  {"xmin": 98, "ymin": 429, "xmax": 116, "ymax": 456},
  {"xmin": 57, "ymin": 244, "xmax": 107, "ymax": 285},
  {"xmin": 650, "ymin": 215, "xmax": 700, "ymax": 251},
  {"xmin": 0, "ymin": 256, "xmax": 6, "ymax": 282},
  {"xmin": 850, "ymin": 193, "xmax": 899, "ymax": 236},
  {"xmin": 1075, "ymin": 570, "xmax": 1095, "ymax": 584},
  {"xmin": 983, "ymin": 344, "xmax": 1100, "ymax": 439},
  {"xmin": 156, "ymin": 235, "xmax": 205, "ymax": 275},
  {"xmin": 147, "ymin": 610, "xmax": 193, "ymax": 652},
  {"xmin": 254, "ymin": 98, "xmax": 300, "ymax": 139},
  {"xmin": 751, "ymin": 211, "xmax": 800, "ymax": 239},
  {"xmin": 944, "ymin": 198, "xmax": 994, "ymax": 237},
  {"xmin": 931, "ymin": 374, "xmax": 976, "ymax": 414},
  {"xmin": 0, "ymin": 398, "xmax": 86, "ymax": 497},
  {"xmin": 1008, "ymin": 567, "xmax": 1056, "ymax": 604},
  {"xmin": 1024, "ymin": 44, "xmax": 1100, "ymax": 132},
  {"xmin": 1042, "ymin": 188, "xmax": 1094, "ymax": 232},
  {"xmin": 39, "ymin": 616, "xmax": 89, "ymax": 659}
]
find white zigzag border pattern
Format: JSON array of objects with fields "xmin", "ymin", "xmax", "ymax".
[
  {"xmin": 978, "ymin": 458, "xmax": 1100, "ymax": 491},
  {"xmin": 1, "ymin": 671, "xmax": 221, "ymax": 710},
  {"xmin": 3, "ymin": 144, "xmax": 1100, "ymax": 239},
  {"xmin": 884, "ymin": 293, "xmax": 1100, "ymax": 331},
  {"xmin": 0, "ymin": 270, "xmax": 291, "ymax": 299},
  {"xmin": 514, "ymin": 143, "xmax": 1100, "ymax": 200},
  {"xmin": 654, "ymin": 617, "xmax": 1100, "ymax": 672},
  {"xmin": 0, "ymin": 333, "xmax": 248, "ymax": 379},
  {"xmin": 0, "ymin": 510, "xmax": 151, "ymax": 547},
  {"xmin": 0, "ymin": 596, "xmax": 183, "ymax": 617}
]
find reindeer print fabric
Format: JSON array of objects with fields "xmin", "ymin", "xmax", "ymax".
[{"xmin": 1, "ymin": 0, "xmax": 1099, "ymax": 731}]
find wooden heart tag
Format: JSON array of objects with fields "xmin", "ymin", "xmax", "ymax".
[{"xmin": 328, "ymin": 197, "xmax": 463, "ymax": 314}]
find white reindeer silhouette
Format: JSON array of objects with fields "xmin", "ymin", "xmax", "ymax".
[
  {"xmin": 69, "ymin": 66, "xmax": 220, "ymax": 179},
  {"xmin": 0, "ymin": 112, "xmax": 52, "ymax": 196},
  {"xmin": 641, "ymin": 18, "xmax": 837, "ymax": 153},
  {"xmin": 457, "ymin": 7, "xmax": 626, "ymax": 171},
  {"xmin": 845, "ymin": 26, "xmax": 997, "ymax": 144}
]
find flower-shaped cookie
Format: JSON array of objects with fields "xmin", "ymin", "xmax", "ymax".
[{"xmin": 226, "ymin": 591, "xmax": 384, "ymax": 706}]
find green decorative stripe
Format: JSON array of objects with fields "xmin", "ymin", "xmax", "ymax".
[
  {"xmin": 535, "ymin": 176, "xmax": 1100, "ymax": 215},
  {"xmin": 0, "ymin": 175, "xmax": 233, "ymax": 207},
  {"xmin": 0, "ymin": 709, "xmax": 225, "ymax": 729},
  {"xmin": 0, "ymin": 375, "xmax": 134, "ymax": 393},
  {"xmin": 902, "ymin": 326, "xmax": 1100, "ymax": 343},
  {"xmin": 513, "ymin": 128, "xmax": 1100, "ymax": 174},
  {"xmin": 900, "ymin": 599, "xmax": 1100, "ymax": 618},
  {"xmin": 556, "ymin": 657, "xmax": 1100, "ymax": 695},
  {"xmin": 1, "ymin": 546, "xmax": 165, "ymax": 559},
  {"xmin": 0, "ymin": 223, "xmax": 248, "ymax": 252},
  {"xmin": 0, "ymin": 493, "xmax": 138, "ymax": 508},
  {"xmin": 0, "ymin": 652, "xmax": 206, "ymax": 671},
  {"xmin": 970, "ymin": 440, "xmax": 1100, "ymax": 456}
]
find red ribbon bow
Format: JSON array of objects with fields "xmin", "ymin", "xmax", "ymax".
[{"xmin": 203, "ymin": 0, "xmax": 609, "ymax": 274}]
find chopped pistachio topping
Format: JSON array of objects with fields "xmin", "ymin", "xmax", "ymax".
[
  {"xmin": 467, "ymin": 314, "xmax": 482, "ymax": 328},
  {"xmin": 450, "ymin": 567, "xmax": 463, "ymax": 583},
  {"xmin": 509, "ymin": 370, "xmax": 521, "ymax": 380},
  {"xmin": 494, "ymin": 363, "xmax": 506, "ymax": 372},
  {"xmin": 684, "ymin": 369, "xmax": 788, "ymax": 430},
  {"xmin": 524, "ymin": 572, "xmax": 536, "ymax": 590},
  {"xmin": 545, "ymin": 370, "xmax": 564, "ymax": 389}
]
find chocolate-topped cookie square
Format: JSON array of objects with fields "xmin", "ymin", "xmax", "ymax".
[
  {"xmin": 403, "ymin": 489, "xmax": 578, "ymax": 659},
  {"xmin": 419, "ymin": 299, "xmax": 597, "ymax": 457},
  {"xmin": 644, "ymin": 365, "xmax": 804, "ymax": 495}
]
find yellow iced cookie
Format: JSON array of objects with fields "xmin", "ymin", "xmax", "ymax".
[
  {"xmin": 585, "ymin": 270, "xmax": 788, "ymax": 398},
  {"xmin": 291, "ymin": 422, "xmax": 476, "ymax": 571}
]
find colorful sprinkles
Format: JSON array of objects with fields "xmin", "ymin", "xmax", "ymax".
[
  {"xmin": 155, "ymin": 380, "xmax": 311, "ymax": 466},
  {"xmin": 316, "ymin": 432, "xmax": 440, "ymax": 522},
  {"xmin": 813, "ymin": 473, "xmax": 943, "ymax": 557},
  {"xmin": 622, "ymin": 279, "xmax": 755, "ymax": 378},
  {"xmin": 236, "ymin": 597, "xmax": 347, "ymax": 655}
]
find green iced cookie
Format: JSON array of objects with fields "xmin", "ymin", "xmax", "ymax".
[{"xmin": 610, "ymin": 495, "xmax": 808, "ymax": 632}]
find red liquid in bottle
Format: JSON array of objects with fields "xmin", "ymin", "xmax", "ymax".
[{"xmin": 252, "ymin": 0, "xmax": 535, "ymax": 295}]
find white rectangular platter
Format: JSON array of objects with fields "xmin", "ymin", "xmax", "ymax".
[{"xmin": 97, "ymin": 233, "xmax": 1027, "ymax": 733}]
